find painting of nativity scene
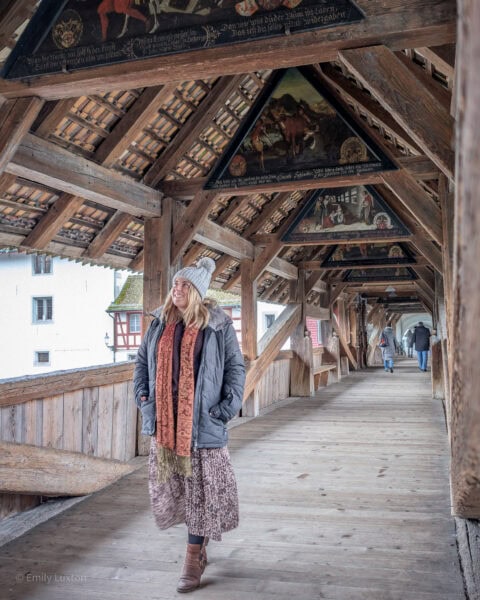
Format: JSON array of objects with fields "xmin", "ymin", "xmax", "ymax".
[{"xmin": 282, "ymin": 185, "xmax": 410, "ymax": 243}]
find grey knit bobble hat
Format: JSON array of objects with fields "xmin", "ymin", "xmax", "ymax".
[{"xmin": 173, "ymin": 257, "xmax": 215, "ymax": 300}]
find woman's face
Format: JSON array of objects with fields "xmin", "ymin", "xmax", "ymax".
[{"xmin": 172, "ymin": 277, "xmax": 191, "ymax": 312}]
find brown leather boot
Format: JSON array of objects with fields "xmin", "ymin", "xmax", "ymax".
[
  {"xmin": 176, "ymin": 543, "xmax": 204, "ymax": 593},
  {"xmin": 200, "ymin": 537, "xmax": 209, "ymax": 571}
]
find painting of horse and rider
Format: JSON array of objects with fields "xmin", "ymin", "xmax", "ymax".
[{"xmin": 206, "ymin": 67, "xmax": 396, "ymax": 189}]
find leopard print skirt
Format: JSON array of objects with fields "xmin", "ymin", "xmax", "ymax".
[{"xmin": 148, "ymin": 438, "xmax": 239, "ymax": 541}]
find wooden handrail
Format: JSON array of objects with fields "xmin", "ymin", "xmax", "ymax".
[{"xmin": 0, "ymin": 362, "xmax": 135, "ymax": 407}]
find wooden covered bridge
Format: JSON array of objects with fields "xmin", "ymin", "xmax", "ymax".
[{"xmin": 0, "ymin": 0, "xmax": 479, "ymax": 598}]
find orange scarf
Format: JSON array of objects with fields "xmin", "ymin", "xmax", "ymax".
[{"xmin": 155, "ymin": 322, "xmax": 199, "ymax": 482}]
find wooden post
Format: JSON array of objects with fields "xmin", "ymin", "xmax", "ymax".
[
  {"xmin": 290, "ymin": 325, "xmax": 314, "ymax": 397},
  {"xmin": 451, "ymin": 0, "xmax": 480, "ymax": 517},
  {"xmin": 430, "ymin": 339, "xmax": 444, "ymax": 401},
  {"xmin": 241, "ymin": 259, "xmax": 258, "ymax": 416},
  {"xmin": 142, "ymin": 199, "xmax": 173, "ymax": 333}
]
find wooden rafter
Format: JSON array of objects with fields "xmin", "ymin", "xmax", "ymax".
[
  {"xmin": 95, "ymin": 84, "xmax": 178, "ymax": 167},
  {"xmin": 319, "ymin": 63, "xmax": 423, "ymax": 155},
  {"xmin": 0, "ymin": 97, "xmax": 44, "ymax": 174},
  {"xmin": 144, "ymin": 75, "xmax": 245, "ymax": 186},
  {"xmin": 381, "ymin": 170, "xmax": 443, "ymax": 245},
  {"xmin": 84, "ymin": 211, "xmax": 132, "ymax": 259},
  {"xmin": 339, "ymin": 45, "xmax": 455, "ymax": 179},
  {"xmin": 21, "ymin": 193, "xmax": 84, "ymax": 250}
]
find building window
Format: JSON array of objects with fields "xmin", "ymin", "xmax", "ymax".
[
  {"xmin": 34, "ymin": 351, "xmax": 50, "ymax": 366},
  {"xmin": 33, "ymin": 297, "xmax": 53, "ymax": 323},
  {"xmin": 264, "ymin": 313, "xmax": 276, "ymax": 329},
  {"xmin": 129, "ymin": 313, "xmax": 141, "ymax": 333},
  {"xmin": 32, "ymin": 255, "xmax": 52, "ymax": 275}
]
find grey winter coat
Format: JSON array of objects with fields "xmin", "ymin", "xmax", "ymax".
[
  {"xmin": 410, "ymin": 325, "xmax": 430, "ymax": 351},
  {"xmin": 380, "ymin": 327, "xmax": 396, "ymax": 360},
  {"xmin": 133, "ymin": 304, "xmax": 246, "ymax": 449}
]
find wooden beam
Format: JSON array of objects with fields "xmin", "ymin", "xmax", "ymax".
[
  {"xmin": 332, "ymin": 320, "xmax": 358, "ymax": 370},
  {"xmin": 21, "ymin": 193, "xmax": 84, "ymax": 250},
  {"xmin": 0, "ymin": 1, "xmax": 37, "ymax": 49},
  {"xmin": 244, "ymin": 304, "xmax": 301, "ymax": 400},
  {"xmin": 340, "ymin": 45, "xmax": 455, "ymax": 179},
  {"xmin": 193, "ymin": 218, "xmax": 254, "ymax": 261},
  {"xmin": 410, "ymin": 234, "xmax": 443, "ymax": 275},
  {"xmin": 394, "ymin": 50, "xmax": 452, "ymax": 113},
  {"xmin": 170, "ymin": 191, "xmax": 217, "ymax": 264},
  {"xmin": 319, "ymin": 63, "xmax": 423, "ymax": 155},
  {"xmin": 397, "ymin": 155, "xmax": 440, "ymax": 181},
  {"xmin": 0, "ymin": 362, "xmax": 134, "ymax": 407},
  {"xmin": 7, "ymin": 134, "xmax": 162, "ymax": 218},
  {"xmin": 129, "ymin": 249, "xmax": 144, "ymax": 272},
  {"xmin": 381, "ymin": 170, "xmax": 443, "ymax": 245},
  {"xmin": 417, "ymin": 44, "xmax": 456, "ymax": 82},
  {"xmin": 305, "ymin": 304, "xmax": 330, "ymax": 320},
  {"xmin": 95, "ymin": 84, "xmax": 177, "ymax": 166},
  {"xmin": 252, "ymin": 240, "xmax": 284, "ymax": 282},
  {"xmin": 267, "ymin": 256, "xmax": 298, "ymax": 281},
  {"xmin": 144, "ymin": 75, "xmax": 244, "ymax": 186},
  {"xmin": 0, "ymin": 1, "xmax": 456, "ymax": 100},
  {"xmin": 329, "ymin": 283, "xmax": 348, "ymax": 306},
  {"xmin": 241, "ymin": 260, "xmax": 257, "ymax": 362},
  {"xmin": 206, "ymin": 171, "xmax": 386, "ymax": 196},
  {"xmin": 259, "ymin": 233, "xmax": 412, "ymax": 247},
  {"xmin": 84, "ymin": 211, "xmax": 132, "ymax": 259},
  {"xmin": 0, "ymin": 97, "xmax": 44, "ymax": 175},
  {"xmin": 0, "ymin": 442, "xmax": 135, "ymax": 496},
  {"xmin": 34, "ymin": 98, "xmax": 77, "ymax": 137}
]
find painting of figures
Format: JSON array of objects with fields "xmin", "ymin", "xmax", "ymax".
[
  {"xmin": 322, "ymin": 242, "xmax": 415, "ymax": 268},
  {"xmin": 282, "ymin": 185, "xmax": 410, "ymax": 243},
  {"xmin": 206, "ymin": 67, "xmax": 396, "ymax": 188},
  {"xmin": 343, "ymin": 267, "xmax": 417, "ymax": 282},
  {"xmin": 2, "ymin": 0, "xmax": 364, "ymax": 78}
]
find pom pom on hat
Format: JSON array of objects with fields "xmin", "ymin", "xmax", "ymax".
[{"xmin": 173, "ymin": 256, "xmax": 215, "ymax": 299}]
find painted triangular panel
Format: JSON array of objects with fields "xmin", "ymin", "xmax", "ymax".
[
  {"xmin": 2, "ymin": 0, "xmax": 364, "ymax": 79},
  {"xmin": 206, "ymin": 66, "xmax": 396, "ymax": 189},
  {"xmin": 282, "ymin": 185, "xmax": 410, "ymax": 243},
  {"xmin": 343, "ymin": 267, "xmax": 418, "ymax": 283},
  {"xmin": 322, "ymin": 242, "xmax": 415, "ymax": 268}
]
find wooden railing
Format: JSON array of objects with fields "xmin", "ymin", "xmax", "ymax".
[{"xmin": 0, "ymin": 362, "xmax": 137, "ymax": 520}]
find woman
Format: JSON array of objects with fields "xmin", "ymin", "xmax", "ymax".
[
  {"xmin": 380, "ymin": 324, "xmax": 396, "ymax": 373},
  {"xmin": 134, "ymin": 257, "xmax": 245, "ymax": 593}
]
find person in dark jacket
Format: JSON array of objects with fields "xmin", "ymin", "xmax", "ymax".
[
  {"xmin": 410, "ymin": 321, "xmax": 431, "ymax": 371},
  {"xmin": 380, "ymin": 325, "xmax": 396, "ymax": 373},
  {"xmin": 133, "ymin": 257, "xmax": 245, "ymax": 593}
]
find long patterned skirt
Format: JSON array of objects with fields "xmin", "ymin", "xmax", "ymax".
[{"xmin": 148, "ymin": 438, "xmax": 239, "ymax": 541}]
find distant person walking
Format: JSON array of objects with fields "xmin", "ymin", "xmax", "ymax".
[
  {"xmin": 410, "ymin": 321, "xmax": 431, "ymax": 371},
  {"xmin": 380, "ymin": 325, "xmax": 396, "ymax": 373},
  {"xmin": 405, "ymin": 328, "xmax": 414, "ymax": 357}
]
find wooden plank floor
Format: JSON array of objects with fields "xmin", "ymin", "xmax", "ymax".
[{"xmin": 0, "ymin": 358, "xmax": 466, "ymax": 599}]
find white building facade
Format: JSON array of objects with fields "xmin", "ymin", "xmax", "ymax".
[{"xmin": 0, "ymin": 251, "xmax": 125, "ymax": 379}]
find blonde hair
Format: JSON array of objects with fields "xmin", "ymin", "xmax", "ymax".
[{"xmin": 162, "ymin": 284, "xmax": 211, "ymax": 329}]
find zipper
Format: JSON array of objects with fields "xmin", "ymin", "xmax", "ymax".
[{"xmin": 192, "ymin": 328, "xmax": 211, "ymax": 449}]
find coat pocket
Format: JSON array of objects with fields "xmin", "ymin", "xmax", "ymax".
[{"xmin": 140, "ymin": 399, "xmax": 156, "ymax": 436}]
